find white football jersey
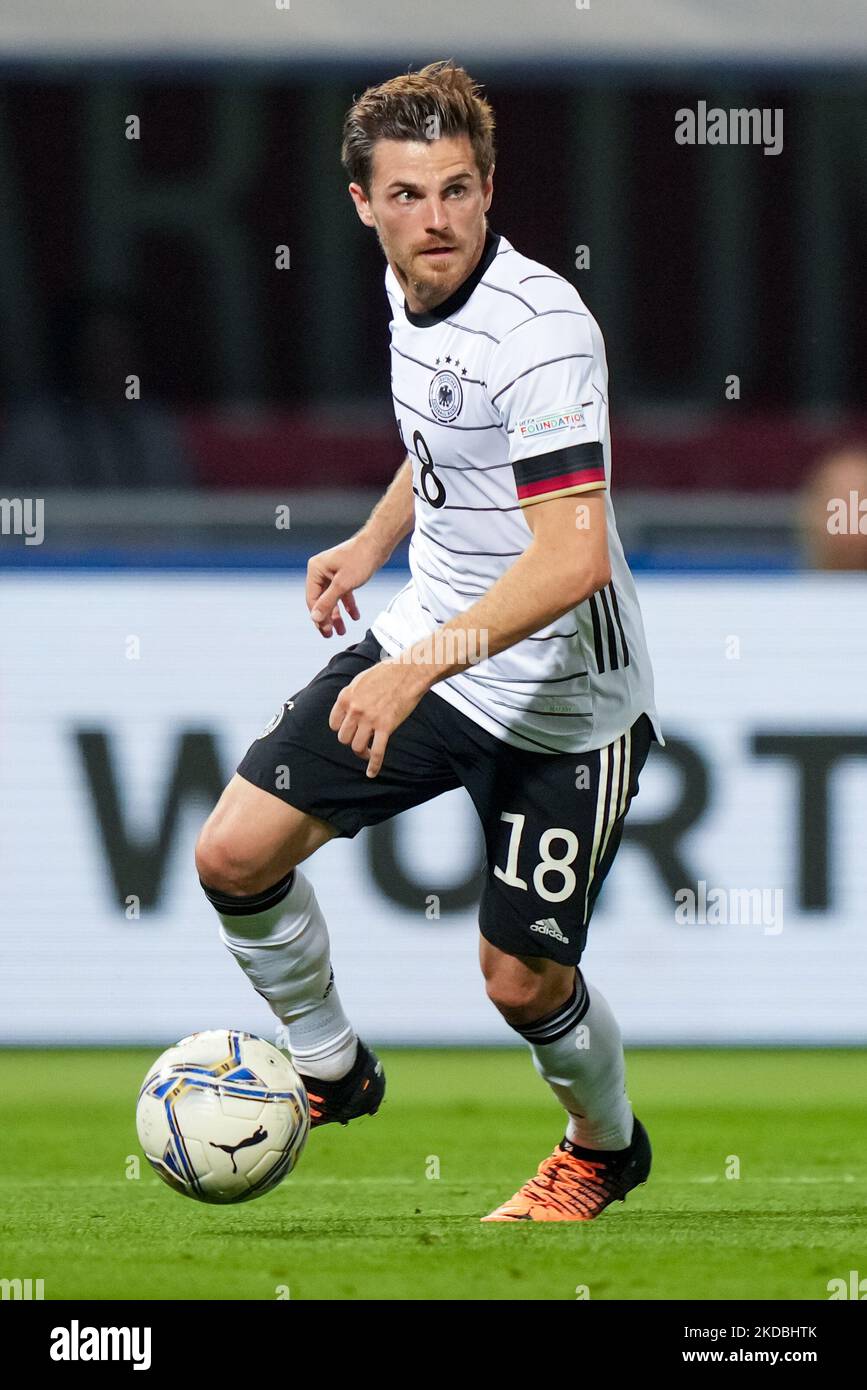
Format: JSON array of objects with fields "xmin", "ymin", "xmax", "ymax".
[{"xmin": 370, "ymin": 227, "xmax": 664, "ymax": 755}]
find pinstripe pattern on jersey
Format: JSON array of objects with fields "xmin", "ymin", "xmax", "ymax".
[
  {"xmin": 486, "ymin": 697, "xmax": 592, "ymax": 718},
  {"xmin": 372, "ymin": 229, "xmax": 660, "ymax": 755},
  {"xmin": 437, "ymin": 681, "xmax": 591, "ymax": 753},
  {"xmin": 390, "ymin": 343, "xmax": 486, "ymax": 384},
  {"xmin": 489, "ymin": 353, "xmax": 593, "ymax": 407}
]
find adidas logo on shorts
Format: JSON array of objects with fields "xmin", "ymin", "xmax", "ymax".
[{"xmin": 530, "ymin": 917, "xmax": 569, "ymax": 944}]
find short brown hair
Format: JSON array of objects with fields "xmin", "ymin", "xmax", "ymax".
[{"xmin": 341, "ymin": 59, "xmax": 496, "ymax": 197}]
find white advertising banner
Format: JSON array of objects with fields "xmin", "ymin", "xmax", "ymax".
[
  {"xmin": 1, "ymin": 1, "xmax": 864, "ymax": 65},
  {"xmin": 0, "ymin": 571, "xmax": 865, "ymax": 1045}
]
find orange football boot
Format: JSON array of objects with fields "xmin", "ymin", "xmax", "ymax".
[{"xmin": 481, "ymin": 1117, "xmax": 651, "ymax": 1222}]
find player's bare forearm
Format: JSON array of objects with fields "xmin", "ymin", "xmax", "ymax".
[
  {"xmin": 308, "ymin": 457, "xmax": 415, "ymax": 637},
  {"xmin": 355, "ymin": 455, "xmax": 415, "ymax": 565},
  {"xmin": 399, "ymin": 549, "xmax": 603, "ymax": 693},
  {"xmin": 400, "ymin": 492, "xmax": 611, "ymax": 695}
]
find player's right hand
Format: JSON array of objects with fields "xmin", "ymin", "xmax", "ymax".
[{"xmin": 306, "ymin": 536, "xmax": 380, "ymax": 638}]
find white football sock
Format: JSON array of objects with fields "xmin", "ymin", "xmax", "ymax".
[
  {"xmin": 204, "ymin": 867, "xmax": 358, "ymax": 1082},
  {"xmin": 516, "ymin": 969, "xmax": 635, "ymax": 1151}
]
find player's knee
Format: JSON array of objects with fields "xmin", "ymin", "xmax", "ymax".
[
  {"xmin": 194, "ymin": 823, "xmax": 272, "ymax": 898},
  {"xmin": 484, "ymin": 972, "xmax": 548, "ymax": 1022}
]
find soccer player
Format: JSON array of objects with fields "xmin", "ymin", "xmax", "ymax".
[{"xmin": 196, "ymin": 60, "xmax": 664, "ymax": 1222}]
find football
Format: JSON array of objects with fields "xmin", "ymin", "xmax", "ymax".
[{"xmin": 136, "ymin": 1029, "xmax": 309, "ymax": 1204}]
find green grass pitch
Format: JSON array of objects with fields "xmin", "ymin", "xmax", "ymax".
[{"xmin": 2, "ymin": 1047, "xmax": 864, "ymax": 1301}]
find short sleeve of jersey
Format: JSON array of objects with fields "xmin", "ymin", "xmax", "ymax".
[{"xmin": 486, "ymin": 312, "xmax": 607, "ymax": 508}]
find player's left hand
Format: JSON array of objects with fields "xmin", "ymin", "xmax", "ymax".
[{"xmin": 329, "ymin": 659, "xmax": 425, "ymax": 779}]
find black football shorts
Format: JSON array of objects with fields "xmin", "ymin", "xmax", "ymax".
[{"xmin": 237, "ymin": 628, "xmax": 656, "ymax": 965}]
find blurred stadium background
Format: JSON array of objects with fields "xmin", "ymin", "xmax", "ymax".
[{"xmin": 1, "ymin": 1, "xmax": 866, "ymax": 1057}]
